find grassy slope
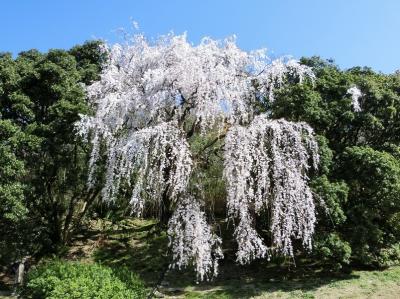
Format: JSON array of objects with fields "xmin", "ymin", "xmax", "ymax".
[
  {"xmin": 3, "ymin": 218, "xmax": 399, "ymax": 299},
  {"xmin": 63, "ymin": 218, "xmax": 400, "ymax": 298}
]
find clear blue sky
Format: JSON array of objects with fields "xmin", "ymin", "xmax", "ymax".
[{"xmin": 1, "ymin": 0, "xmax": 399, "ymax": 73}]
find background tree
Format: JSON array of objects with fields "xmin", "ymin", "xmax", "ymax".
[
  {"xmin": 273, "ymin": 56, "xmax": 400, "ymax": 268},
  {"xmin": 0, "ymin": 41, "xmax": 106, "ymax": 268},
  {"xmin": 0, "ymin": 119, "xmax": 33, "ymax": 267},
  {"xmin": 339, "ymin": 146, "xmax": 400, "ymax": 267}
]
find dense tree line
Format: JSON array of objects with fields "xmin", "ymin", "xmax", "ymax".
[
  {"xmin": 274, "ymin": 57, "xmax": 400, "ymax": 269},
  {"xmin": 1, "ymin": 41, "xmax": 400, "ymax": 278}
]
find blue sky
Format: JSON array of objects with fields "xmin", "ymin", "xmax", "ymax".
[{"xmin": 1, "ymin": 0, "xmax": 399, "ymax": 73}]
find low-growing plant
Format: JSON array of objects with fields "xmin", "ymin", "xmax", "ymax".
[{"xmin": 22, "ymin": 260, "xmax": 146, "ymax": 299}]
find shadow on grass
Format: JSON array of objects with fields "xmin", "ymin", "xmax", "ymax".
[
  {"xmin": 93, "ymin": 221, "xmax": 169, "ymax": 285},
  {"xmin": 168, "ymin": 256, "xmax": 360, "ymax": 298},
  {"xmin": 90, "ymin": 219, "xmax": 359, "ymax": 298}
]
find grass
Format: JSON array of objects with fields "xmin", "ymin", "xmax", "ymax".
[
  {"xmin": 59, "ymin": 218, "xmax": 400, "ymax": 298},
  {"xmin": 1, "ymin": 216, "xmax": 399, "ymax": 298},
  {"xmin": 182, "ymin": 266, "xmax": 400, "ymax": 298},
  {"xmin": 2, "ymin": 216, "xmax": 399, "ymax": 299},
  {"xmin": 1, "ymin": 217, "xmax": 395, "ymax": 299},
  {"xmin": 1, "ymin": 220, "xmax": 398, "ymax": 299}
]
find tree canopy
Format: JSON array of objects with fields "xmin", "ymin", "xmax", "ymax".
[{"xmin": 75, "ymin": 34, "xmax": 322, "ymax": 280}]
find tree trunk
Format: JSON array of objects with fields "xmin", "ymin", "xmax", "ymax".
[
  {"xmin": 14, "ymin": 257, "xmax": 27, "ymax": 285},
  {"xmin": 159, "ymin": 188, "xmax": 172, "ymax": 227},
  {"xmin": 61, "ymin": 195, "xmax": 77, "ymax": 244}
]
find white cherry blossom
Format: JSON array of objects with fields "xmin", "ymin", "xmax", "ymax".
[{"xmin": 347, "ymin": 85, "xmax": 363, "ymax": 112}]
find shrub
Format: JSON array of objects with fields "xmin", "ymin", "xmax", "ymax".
[
  {"xmin": 339, "ymin": 146, "xmax": 400, "ymax": 267},
  {"xmin": 313, "ymin": 233, "xmax": 352, "ymax": 271},
  {"xmin": 23, "ymin": 260, "xmax": 146, "ymax": 299}
]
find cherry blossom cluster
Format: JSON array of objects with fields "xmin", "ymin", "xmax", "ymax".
[
  {"xmin": 224, "ymin": 115, "xmax": 319, "ymax": 260},
  {"xmin": 347, "ymin": 85, "xmax": 363, "ymax": 112},
  {"xmin": 80, "ymin": 33, "xmax": 314, "ymax": 133},
  {"xmin": 167, "ymin": 196, "xmax": 223, "ymax": 281}
]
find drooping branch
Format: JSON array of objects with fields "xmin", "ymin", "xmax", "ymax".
[
  {"xmin": 167, "ymin": 196, "xmax": 223, "ymax": 281},
  {"xmin": 107, "ymin": 122, "xmax": 192, "ymax": 216},
  {"xmin": 224, "ymin": 115, "xmax": 319, "ymax": 261}
]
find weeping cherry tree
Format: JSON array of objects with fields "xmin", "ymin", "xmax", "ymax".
[{"xmin": 75, "ymin": 32, "xmax": 319, "ymax": 281}]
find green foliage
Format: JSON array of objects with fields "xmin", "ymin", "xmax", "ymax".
[
  {"xmin": 274, "ymin": 56, "xmax": 400, "ymax": 269},
  {"xmin": 275, "ymin": 57, "xmax": 400, "ymax": 153},
  {"xmin": 376, "ymin": 243, "xmax": 400, "ymax": 268},
  {"xmin": 313, "ymin": 233, "xmax": 351, "ymax": 271},
  {"xmin": 0, "ymin": 120, "xmax": 29, "ymax": 265},
  {"xmin": 314, "ymin": 135, "xmax": 333, "ymax": 176},
  {"xmin": 339, "ymin": 146, "xmax": 400, "ymax": 267},
  {"xmin": 311, "ymin": 175, "xmax": 350, "ymax": 269},
  {"xmin": 0, "ymin": 41, "xmax": 105, "ymax": 267},
  {"xmin": 273, "ymin": 84, "xmax": 329, "ymax": 130},
  {"xmin": 189, "ymin": 132, "xmax": 226, "ymax": 214},
  {"xmin": 68, "ymin": 40, "xmax": 107, "ymax": 84},
  {"xmin": 312, "ymin": 175, "xmax": 348, "ymax": 227},
  {"xmin": 0, "ymin": 119, "xmax": 27, "ymax": 221},
  {"xmin": 23, "ymin": 260, "xmax": 146, "ymax": 299}
]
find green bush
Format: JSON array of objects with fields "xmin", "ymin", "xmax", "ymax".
[
  {"xmin": 311, "ymin": 175, "xmax": 351, "ymax": 270},
  {"xmin": 339, "ymin": 146, "xmax": 400, "ymax": 267},
  {"xmin": 23, "ymin": 260, "xmax": 146, "ymax": 299},
  {"xmin": 314, "ymin": 233, "xmax": 352, "ymax": 271}
]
